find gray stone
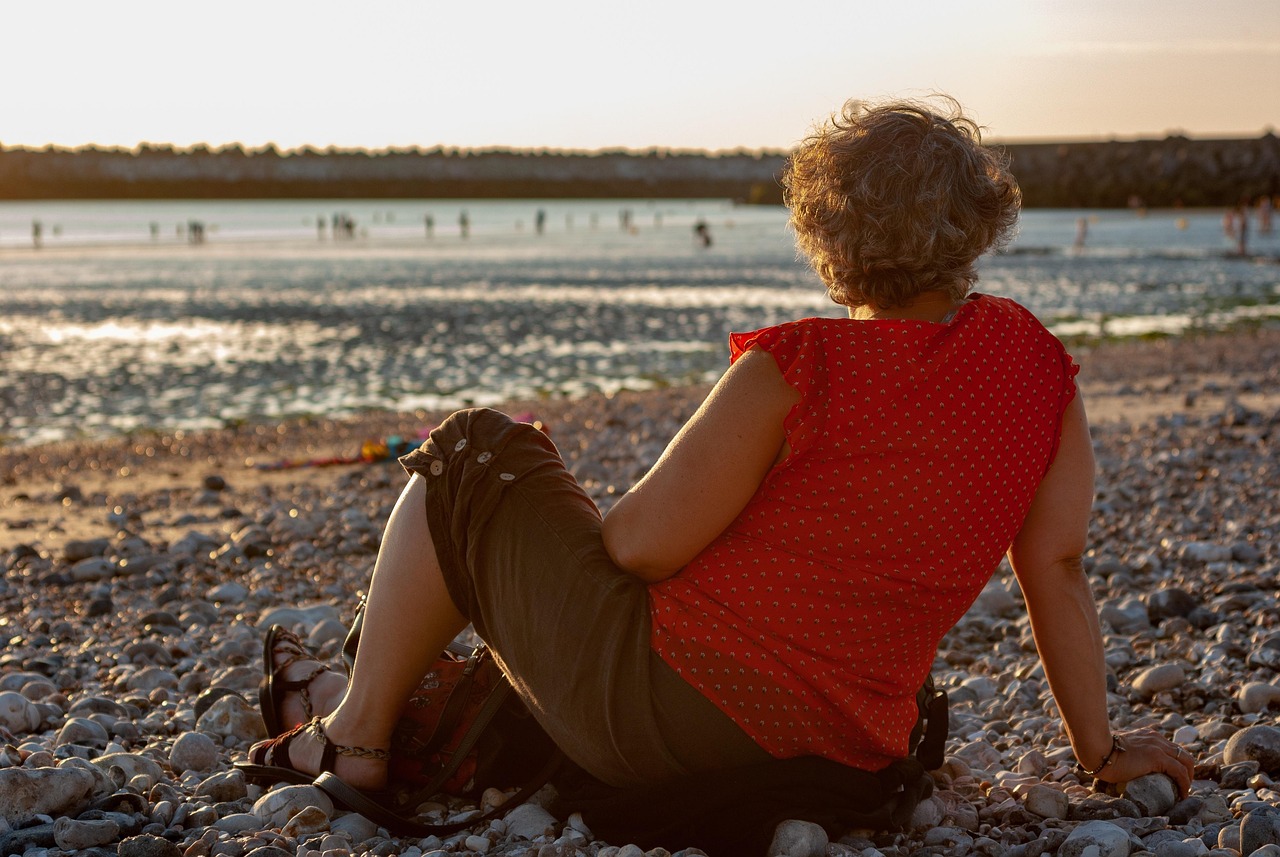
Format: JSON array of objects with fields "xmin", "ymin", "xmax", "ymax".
[
  {"xmin": 253, "ymin": 784, "xmax": 334, "ymax": 828},
  {"xmin": 170, "ymin": 531, "xmax": 221, "ymax": 559},
  {"xmin": 1225, "ymin": 725, "xmax": 1280, "ymax": 773},
  {"xmin": 1151, "ymin": 840, "xmax": 1206, "ymax": 857},
  {"xmin": 909, "ymin": 795, "xmax": 945, "ymax": 829},
  {"xmin": 1179, "ymin": 542, "xmax": 1232, "ymax": 564},
  {"xmin": 1239, "ymin": 683, "xmax": 1280, "ymax": 714},
  {"xmin": 0, "ymin": 821, "xmax": 56, "ymax": 855},
  {"xmin": 67, "ymin": 695, "xmax": 129, "ymax": 719},
  {"xmin": 308, "ymin": 618, "xmax": 350, "ymax": 648},
  {"xmin": 767, "ymin": 819, "xmax": 828, "ymax": 857},
  {"xmin": 1248, "ymin": 845, "xmax": 1280, "ymax": 857},
  {"xmin": 55, "ymin": 716, "xmax": 110, "ymax": 748},
  {"xmin": 56, "ymin": 755, "xmax": 116, "ymax": 798},
  {"xmin": 243, "ymin": 848, "xmax": 292, "ymax": 857},
  {"xmin": 213, "ymin": 812, "xmax": 263, "ymax": 834},
  {"xmin": 504, "ymin": 802, "xmax": 558, "ymax": 840},
  {"xmin": 1123, "ymin": 774, "xmax": 1178, "ymax": 816},
  {"xmin": 195, "ymin": 769, "xmax": 248, "ymax": 802},
  {"xmin": 70, "ymin": 556, "xmax": 115, "ymax": 582},
  {"xmin": 1024, "ymin": 784, "xmax": 1070, "ymax": 819},
  {"xmin": 1146, "ymin": 587, "xmax": 1198, "ymax": 622},
  {"xmin": 208, "ymin": 582, "xmax": 249, "ymax": 604},
  {"xmin": 91, "ymin": 752, "xmax": 166, "ymax": 784},
  {"xmin": 1060, "ymin": 820, "xmax": 1132, "ymax": 857},
  {"xmin": 923, "ymin": 827, "xmax": 973, "ymax": 849},
  {"xmin": 64, "ymin": 537, "xmax": 110, "ymax": 562},
  {"xmin": 281, "ymin": 804, "xmax": 331, "ymax": 837},
  {"xmin": 1242, "ymin": 809, "xmax": 1280, "ymax": 856},
  {"xmin": 124, "ymin": 667, "xmax": 179, "ymax": 692},
  {"xmin": 53, "ymin": 816, "xmax": 120, "ymax": 850},
  {"xmin": 0, "ymin": 690, "xmax": 42, "ymax": 733},
  {"xmin": 257, "ymin": 603, "xmax": 341, "ymax": 629},
  {"xmin": 330, "ymin": 810, "xmax": 380, "ymax": 841},
  {"xmin": 1100, "ymin": 598, "xmax": 1152, "ymax": 634},
  {"xmin": 1132, "ymin": 664, "xmax": 1186, "ymax": 697},
  {"xmin": 0, "ymin": 766, "xmax": 97, "ymax": 826},
  {"xmin": 170, "ymin": 731, "xmax": 219, "ymax": 773},
  {"xmin": 196, "ymin": 693, "xmax": 266, "ymax": 745}
]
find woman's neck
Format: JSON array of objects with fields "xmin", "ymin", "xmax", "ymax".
[{"xmin": 849, "ymin": 290, "xmax": 965, "ymax": 323}]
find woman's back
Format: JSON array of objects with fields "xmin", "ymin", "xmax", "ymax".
[{"xmin": 649, "ymin": 293, "xmax": 1078, "ymax": 770}]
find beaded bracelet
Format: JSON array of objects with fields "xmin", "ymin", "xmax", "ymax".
[{"xmin": 1076, "ymin": 735, "xmax": 1125, "ymax": 777}]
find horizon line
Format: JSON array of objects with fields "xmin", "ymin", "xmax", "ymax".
[{"xmin": 4, "ymin": 128, "xmax": 1277, "ymax": 158}]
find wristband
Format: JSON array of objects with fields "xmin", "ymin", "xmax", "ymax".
[{"xmin": 1076, "ymin": 735, "xmax": 1125, "ymax": 777}]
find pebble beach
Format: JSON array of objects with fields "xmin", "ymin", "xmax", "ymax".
[{"xmin": 1, "ymin": 326, "xmax": 1280, "ymax": 857}]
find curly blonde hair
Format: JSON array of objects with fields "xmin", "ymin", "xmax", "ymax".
[{"xmin": 783, "ymin": 97, "xmax": 1020, "ymax": 310}]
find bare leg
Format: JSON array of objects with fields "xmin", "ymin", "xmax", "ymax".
[{"xmin": 254, "ymin": 474, "xmax": 468, "ymax": 789}]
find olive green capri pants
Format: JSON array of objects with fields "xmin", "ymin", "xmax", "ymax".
[{"xmin": 400, "ymin": 407, "xmax": 769, "ymax": 788}]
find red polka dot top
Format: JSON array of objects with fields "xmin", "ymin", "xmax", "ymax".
[{"xmin": 648, "ymin": 294, "xmax": 1079, "ymax": 771}]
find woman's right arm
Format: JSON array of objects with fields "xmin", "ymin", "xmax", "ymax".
[{"xmin": 1008, "ymin": 394, "xmax": 1194, "ymax": 794}]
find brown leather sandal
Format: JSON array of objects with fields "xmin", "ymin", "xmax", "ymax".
[
  {"xmin": 237, "ymin": 717, "xmax": 389, "ymax": 786},
  {"xmin": 259, "ymin": 625, "xmax": 340, "ymax": 737}
]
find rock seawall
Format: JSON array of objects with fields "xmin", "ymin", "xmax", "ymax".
[{"xmin": 1, "ymin": 135, "xmax": 1277, "ymax": 206}]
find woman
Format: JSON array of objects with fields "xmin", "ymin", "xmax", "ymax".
[{"xmin": 246, "ymin": 98, "xmax": 1193, "ymax": 815}]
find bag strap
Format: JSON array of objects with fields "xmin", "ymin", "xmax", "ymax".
[
  {"xmin": 915, "ymin": 684, "xmax": 948, "ymax": 771},
  {"xmin": 406, "ymin": 673, "xmax": 516, "ymax": 802},
  {"xmin": 315, "ymin": 749, "xmax": 564, "ymax": 837},
  {"xmin": 416, "ymin": 644, "xmax": 490, "ymax": 759}
]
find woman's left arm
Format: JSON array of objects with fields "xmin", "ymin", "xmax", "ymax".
[{"xmin": 601, "ymin": 347, "xmax": 800, "ymax": 583}]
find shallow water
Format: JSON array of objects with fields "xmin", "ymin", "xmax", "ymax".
[{"xmin": 1, "ymin": 200, "xmax": 1277, "ymax": 446}]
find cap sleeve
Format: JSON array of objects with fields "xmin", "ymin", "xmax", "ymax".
[{"xmin": 729, "ymin": 321, "xmax": 828, "ymax": 460}]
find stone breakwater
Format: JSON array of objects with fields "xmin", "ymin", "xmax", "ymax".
[{"xmin": 0, "ymin": 330, "xmax": 1279, "ymax": 857}]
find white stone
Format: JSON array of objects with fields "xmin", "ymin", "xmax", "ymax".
[
  {"xmin": 330, "ymin": 811, "xmax": 379, "ymax": 841},
  {"xmin": 282, "ymin": 804, "xmax": 332, "ymax": 837},
  {"xmin": 0, "ymin": 767, "xmax": 97, "ymax": 827},
  {"xmin": 1239, "ymin": 683, "xmax": 1280, "ymax": 715},
  {"xmin": 1132, "ymin": 663, "xmax": 1185, "ymax": 697},
  {"xmin": 196, "ymin": 694, "xmax": 267, "ymax": 745},
  {"xmin": 53, "ymin": 816, "xmax": 120, "ymax": 850},
  {"xmin": 253, "ymin": 785, "xmax": 334, "ymax": 828},
  {"xmin": 767, "ymin": 819, "xmax": 828, "ymax": 857},
  {"xmin": 1060, "ymin": 820, "xmax": 1132, "ymax": 857},
  {"xmin": 1122, "ymin": 773, "xmax": 1178, "ymax": 816},
  {"xmin": 1023, "ymin": 784, "xmax": 1069, "ymax": 820},
  {"xmin": 503, "ymin": 803, "xmax": 556, "ymax": 840},
  {"xmin": 169, "ymin": 731, "xmax": 219, "ymax": 773},
  {"xmin": 90, "ymin": 752, "xmax": 166, "ymax": 784},
  {"xmin": 0, "ymin": 692, "xmax": 41, "ymax": 733}
]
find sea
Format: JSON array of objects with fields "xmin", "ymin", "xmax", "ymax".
[{"xmin": 1, "ymin": 199, "xmax": 1278, "ymax": 447}]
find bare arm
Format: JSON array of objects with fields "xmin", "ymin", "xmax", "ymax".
[
  {"xmin": 1009, "ymin": 394, "xmax": 1193, "ymax": 793},
  {"xmin": 601, "ymin": 348, "xmax": 799, "ymax": 583}
]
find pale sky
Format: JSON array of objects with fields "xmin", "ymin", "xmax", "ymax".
[{"xmin": 3, "ymin": 0, "xmax": 1277, "ymax": 151}]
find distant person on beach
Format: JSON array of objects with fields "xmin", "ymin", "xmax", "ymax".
[
  {"xmin": 1233, "ymin": 204, "xmax": 1249, "ymax": 256},
  {"xmin": 424, "ymin": 214, "xmax": 434, "ymax": 238},
  {"xmin": 1073, "ymin": 216, "xmax": 1088, "ymax": 250},
  {"xmin": 693, "ymin": 218, "xmax": 713, "ymax": 248},
  {"xmin": 243, "ymin": 98, "xmax": 1194, "ymax": 844},
  {"xmin": 459, "ymin": 210, "xmax": 470, "ymax": 239},
  {"xmin": 535, "ymin": 208, "xmax": 546, "ymax": 235},
  {"xmin": 31, "ymin": 219, "xmax": 42, "ymax": 249}
]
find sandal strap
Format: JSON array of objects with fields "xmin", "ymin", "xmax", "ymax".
[
  {"xmin": 277, "ymin": 663, "xmax": 329, "ymax": 721},
  {"xmin": 305, "ymin": 718, "xmax": 391, "ymax": 770},
  {"xmin": 253, "ymin": 718, "xmax": 311, "ymax": 767}
]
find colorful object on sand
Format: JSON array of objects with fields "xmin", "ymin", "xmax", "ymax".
[{"xmin": 251, "ymin": 414, "xmax": 546, "ymax": 471}]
